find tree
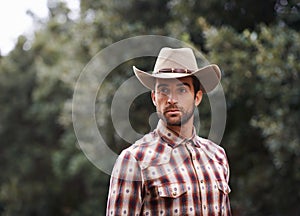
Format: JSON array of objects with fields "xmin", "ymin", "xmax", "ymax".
[
  {"xmin": 0, "ymin": 0, "xmax": 299, "ymax": 215},
  {"xmin": 205, "ymin": 22, "xmax": 300, "ymax": 215}
]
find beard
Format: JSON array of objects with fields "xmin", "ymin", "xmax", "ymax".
[{"xmin": 157, "ymin": 105, "xmax": 195, "ymax": 126}]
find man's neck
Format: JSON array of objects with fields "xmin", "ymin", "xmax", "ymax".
[{"xmin": 165, "ymin": 119, "xmax": 194, "ymax": 139}]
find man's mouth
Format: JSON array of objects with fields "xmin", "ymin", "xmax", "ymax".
[{"xmin": 164, "ymin": 108, "xmax": 180, "ymax": 115}]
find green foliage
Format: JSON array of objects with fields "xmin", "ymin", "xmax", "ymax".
[
  {"xmin": 0, "ymin": 0, "xmax": 299, "ymax": 215},
  {"xmin": 275, "ymin": 0, "xmax": 300, "ymax": 30},
  {"xmin": 206, "ymin": 24, "xmax": 300, "ymax": 215}
]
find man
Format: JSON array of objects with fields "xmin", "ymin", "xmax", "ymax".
[{"xmin": 106, "ymin": 47, "xmax": 231, "ymax": 215}]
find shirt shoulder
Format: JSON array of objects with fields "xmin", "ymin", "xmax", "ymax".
[
  {"xmin": 118, "ymin": 130, "xmax": 171, "ymax": 169},
  {"xmin": 195, "ymin": 136, "xmax": 228, "ymax": 165}
]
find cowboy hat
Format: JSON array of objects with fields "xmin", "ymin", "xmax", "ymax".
[{"xmin": 133, "ymin": 47, "xmax": 221, "ymax": 93}]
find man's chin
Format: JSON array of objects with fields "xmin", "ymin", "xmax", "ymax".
[
  {"xmin": 167, "ymin": 122, "xmax": 182, "ymax": 127},
  {"xmin": 157, "ymin": 113, "xmax": 183, "ymax": 126},
  {"xmin": 165, "ymin": 117, "xmax": 182, "ymax": 127}
]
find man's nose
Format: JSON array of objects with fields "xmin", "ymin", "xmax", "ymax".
[{"xmin": 167, "ymin": 92, "xmax": 178, "ymax": 104}]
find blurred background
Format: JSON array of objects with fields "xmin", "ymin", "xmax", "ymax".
[{"xmin": 0, "ymin": 0, "xmax": 299, "ymax": 215}]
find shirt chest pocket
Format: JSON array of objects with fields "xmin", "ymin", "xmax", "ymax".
[{"xmin": 157, "ymin": 182, "xmax": 187, "ymax": 198}]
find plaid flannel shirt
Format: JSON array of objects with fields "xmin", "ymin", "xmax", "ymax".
[{"xmin": 107, "ymin": 120, "xmax": 231, "ymax": 216}]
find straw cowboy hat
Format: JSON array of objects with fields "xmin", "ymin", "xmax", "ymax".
[{"xmin": 133, "ymin": 47, "xmax": 221, "ymax": 93}]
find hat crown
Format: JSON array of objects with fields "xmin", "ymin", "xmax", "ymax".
[{"xmin": 153, "ymin": 48, "xmax": 198, "ymax": 73}]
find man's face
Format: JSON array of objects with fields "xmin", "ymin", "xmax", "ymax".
[{"xmin": 151, "ymin": 77, "xmax": 202, "ymax": 127}]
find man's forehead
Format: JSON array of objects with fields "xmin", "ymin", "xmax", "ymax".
[{"xmin": 155, "ymin": 76, "xmax": 193, "ymax": 86}]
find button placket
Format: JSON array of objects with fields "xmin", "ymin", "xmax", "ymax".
[
  {"xmin": 185, "ymin": 142, "xmax": 209, "ymax": 214},
  {"xmin": 185, "ymin": 142, "xmax": 196, "ymax": 159}
]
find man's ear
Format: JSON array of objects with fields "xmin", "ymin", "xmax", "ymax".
[
  {"xmin": 151, "ymin": 91, "xmax": 156, "ymax": 106},
  {"xmin": 195, "ymin": 90, "xmax": 203, "ymax": 107}
]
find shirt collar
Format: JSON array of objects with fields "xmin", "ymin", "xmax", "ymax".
[{"xmin": 156, "ymin": 120, "xmax": 200, "ymax": 148}]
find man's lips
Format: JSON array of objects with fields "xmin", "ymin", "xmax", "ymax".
[{"xmin": 164, "ymin": 109, "xmax": 180, "ymax": 114}]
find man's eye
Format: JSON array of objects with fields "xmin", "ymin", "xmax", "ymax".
[
  {"xmin": 178, "ymin": 87, "xmax": 188, "ymax": 93},
  {"xmin": 159, "ymin": 88, "xmax": 169, "ymax": 94}
]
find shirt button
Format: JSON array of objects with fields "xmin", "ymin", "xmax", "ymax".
[
  {"xmin": 200, "ymin": 180, "xmax": 204, "ymax": 183},
  {"xmin": 172, "ymin": 192, "xmax": 177, "ymax": 196}
]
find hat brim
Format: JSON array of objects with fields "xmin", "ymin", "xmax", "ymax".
[{"xmin": 133, "ymin": 64, "xmax": 221, "ymax": 93}]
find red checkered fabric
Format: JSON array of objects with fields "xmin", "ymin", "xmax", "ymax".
[{"xmin": 107, "ymin": 120, "xmax": 231, "ymax": 216}]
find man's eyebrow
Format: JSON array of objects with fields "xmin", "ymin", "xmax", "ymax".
[
  {"xmin": 177, "ymin": 82, "xmax": 192, "ymax": 89},
  {"xmin": 157, "ymin": 83, "xmax": 168, "ymax": 89}
]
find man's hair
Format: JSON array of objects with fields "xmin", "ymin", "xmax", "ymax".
[{"xmin": 191, "ymin": 75, "xmax": 201, "ymax": 97}]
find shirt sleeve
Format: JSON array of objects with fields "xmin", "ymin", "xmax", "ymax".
[
  {"xmin": 224, "ymin": 150, "xmax": 232, "ymax": 216},
  {"xmin": 106, "ymin": 150, "xmax": 143, "ymax": 216}
]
